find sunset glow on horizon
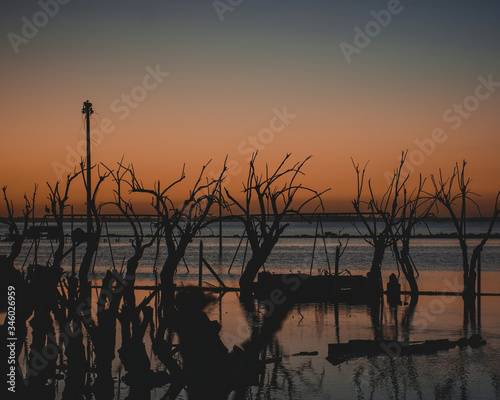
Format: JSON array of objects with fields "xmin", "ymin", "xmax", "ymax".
[{"xmin": 1, "ymin": 0, "xmax": 499, "ymax": 217}]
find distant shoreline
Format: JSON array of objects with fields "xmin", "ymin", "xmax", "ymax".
[{"xmin": 2, "ymin": 232, "xmax": 500, "ymax": 241}]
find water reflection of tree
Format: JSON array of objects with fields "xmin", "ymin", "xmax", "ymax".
[
  {"xmin": 118, "ymin": 305, "xmax": 169, "ymax": 399},
  {"xmin": 488, "ymin": 361, "xmax": 500, "ymax": 399},
  {"xmin": 353, "ymin": 355, "xmax": 425, "ymax": 400},
  {"xmin": 351, "ymin": 296, "xmax": 500, "ymax": 400},
  {"xmin": 236, "ymin": 298, "xmax": 328, "ymax": 399},
  {"xmin": 55, "ymin": 275, "xmax": 89, "ymax": 399},
  {"xmin": 251, "ymin": 357, "xmax": 326, "ymax": 400},
  {"xmin": 350, "ymin": 297, "xmax": 424, "ymax": 399},
  {"xmin": 368, "ymin": 299, "xmax": 384, "ymax": 342}
]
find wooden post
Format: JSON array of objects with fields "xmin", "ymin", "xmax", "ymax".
[
  {"xmin": 219, "ymin": 294, "xmax": 222, "ymax": 324},
  {"xmin": 477, "ymin": 252, "xmax": 482, "ymax": 329},
  {"xmin": 219, "ymin": 190, "xmax": 223, "ymax": 258},
  {"xmin": 199, "ymin": 240, "xmax": 203, "ymax": 288},
  {"xmin": 334, "ymin": 301, "xmax": 340, "ymax": 344},
  {"xmin": 71, "ymin": 205, "xmax": 76, "ymax": 275},
  {"xmin": 241, "ymin": 237, "xmax": 249, "ymax": 274},
  {"xmin": 309, "ymin": 219, "xmax": 319, "ymax": 275},
  {"xmin": 34, "ymin": 218, "xmax": 39, "ymax": 265},
  {"xmin": 154, "ymin": 181, "xmax": 161, "ymax": 275},
  {"xmin": 202, "ymin": 258, "xmax": 227, "ymax": 288},
  {"xmin": 319, "ymin": 217, "xmax": 331, "ymax": 274},
  {"xmin": 228, "ymin": 229, "xmax": 245, "ymax": 274},
  {"xmin": 477, "ymin": 251, "xmax": 481, "ymax": 295},
  {"xmin": 32, "ymin": 188, "xmax": 35, "ymax": 229},
  {"xmin": 334, "ymin": 246, "xmax": 340, "ymax": 295},
  {"xmin": 335, "ymin": 247, "xmax": 340, "ymax": 277}
]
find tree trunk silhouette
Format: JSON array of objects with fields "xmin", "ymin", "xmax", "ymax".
[
  {"xmin": 393, "ymin": 241, "xmax": 419, "ymax": 304},
  {"xmin": 353, "ymin": 153, "xmax": 433, "ymax": 303},
  {"xmin": 82, "ymin": 271, "xmax": 123, "ymax": 399},
  {"xmin": 225, "ymin": 153, "xmax": 326, "ymax": 293},
  {"xmin": 78, "ymin": 235, "xmax": 100, "ymax": 300},
  {"xmin": 109, "ymin": 160, "xmax": 227, "ymax": 315},
  {"xmin": 367, "ymin": 242, "xmax": 385, "ymax": 297},
  {"xmin": 239, "ymin": 239, "xmax": 278, "ymax": 293},
  {"xmin": 431, "ymin": 162, "xmax": 500, "ymax": 297}
]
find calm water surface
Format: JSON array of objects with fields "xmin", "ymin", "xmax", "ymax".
[{"xmin": 2, "ymin": 221, "xmax": 499, "ymax": 399}]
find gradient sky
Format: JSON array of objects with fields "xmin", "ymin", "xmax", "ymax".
[{"xmin": 1, "ymin": 0, "xmax": 499, "ymax": 215}]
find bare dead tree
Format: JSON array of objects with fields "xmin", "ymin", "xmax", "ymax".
[
  {"xmin": 431, "ymin": 161, "xmax": 500, "ymax": 297},
  {"xmin": 389, "ymin": 156, "xmax": 435, "ymax": 303},
  {"xmin": 102, "ymin": 161, "xmax": 160, "ymax": 308},
  {"xmin": 77, "ymin": 162, "xmax": 109, "ymax": 298},
  {"xmin": 469, "ymin": 191, "xmax": 500, "ymax": 284},
  {"xmin": 33, "ymin": 165, "xmax": 107, "ymax": 396},
  {"xmin": 394, "ymin": 186, "xmax": 433, "ymax": 303},
  {"xmin": 22, "ymin": 170, "xmax": 89, "ymax": 393},
  {"xmin": 109, "ymin": 160, "xmax": 227, "ymax": 396},
  {"xmin": 352, "ymin": 159, "xmax": 401, "ymax": 298},
  {"xmin": 353, "ymin": 153, "xmax": 435, "ymax": 301},
  {"xmin": 26, "ymin": 172, "xmax": 79, "ymax": 394},
  {"xmin": 46, "ymin": 170, "xmax": 81, "ymax": 270},
  {"xmin": 225, "ymin": 153, "xmax": 327, "ymax": 293},
  {"xmin": 0, "ymin": 186, "xmax": 38, "ymax": 398},
  {"xmin": 124, "ymin": 160, "xmax": 227, "ymax": 311},
  {"xmin": 1, "ymin": 185, "xmax": 37, "ymax": 269}
]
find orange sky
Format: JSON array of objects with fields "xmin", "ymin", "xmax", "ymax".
[{"xmin": 1, "ymin": 1, "xmax": 499, "ymax": 217}]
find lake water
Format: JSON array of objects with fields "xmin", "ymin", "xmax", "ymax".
[{"xmin": 1, "ymin": 221, "xmax": 500, "ymax": 399}]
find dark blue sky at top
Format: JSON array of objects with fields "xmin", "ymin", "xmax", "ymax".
[
  {"xmin": 2, "ymin": 0, "xmax": 500, "ymax": 55},
  {"xmin": 2, "ymin": 1, "xmax": 499, "ymax": 112}
]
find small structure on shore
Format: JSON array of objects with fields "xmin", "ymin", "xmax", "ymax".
[{"xmin": 387, "ymin": 273, "xmax": 401, "ymax": 305}]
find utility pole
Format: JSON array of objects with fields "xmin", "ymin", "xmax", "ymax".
[
  {"xmin": 82, "ymin": 100, "xmax": 94, "ymax": 235},
  {"xmin": 219, "ymin": 189, "xmax": 223, "ymax": 258}
]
